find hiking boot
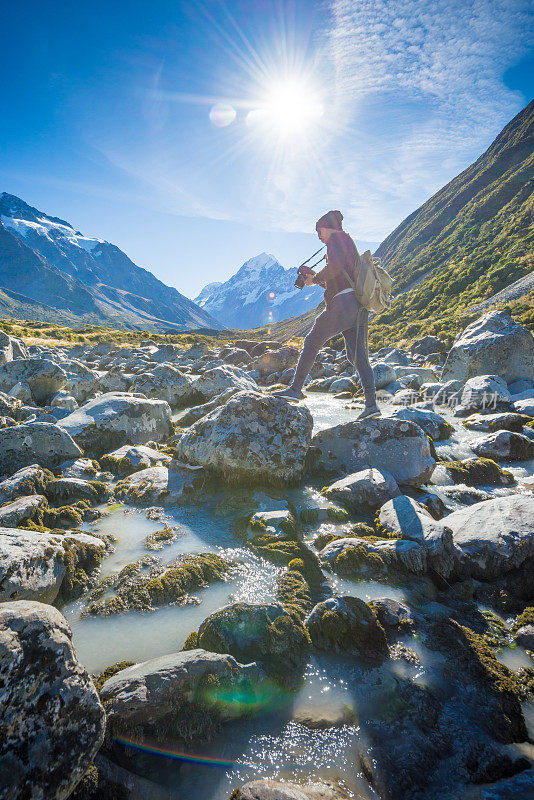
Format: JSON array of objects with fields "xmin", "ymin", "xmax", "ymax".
[
  {"xmin": 355, "ymin": 404, "xmax": 381, "ymax": 421},
  {"xmin": 271, "ymin": 388, "xmax": 305, "ymax": 401}
]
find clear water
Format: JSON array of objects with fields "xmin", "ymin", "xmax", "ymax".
[{"xmin": 63, "ymin": 392, "xmax": 533, "ymax": 797}]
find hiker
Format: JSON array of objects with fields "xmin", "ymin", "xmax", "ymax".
[{"xmin": 273, "ymin": 210, "xmax": 381, "ymax": 420}]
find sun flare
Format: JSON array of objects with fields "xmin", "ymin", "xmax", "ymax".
[{"xmin": 249, "ymin": 78, "xmax": 324, "ymax": 139}]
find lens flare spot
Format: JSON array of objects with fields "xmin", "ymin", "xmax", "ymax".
[
  {"xmin": 209, "ymin": 103, "xmax": 236, "ymax": 127},
  {"xmin": 268, "ymin": 291, "xmax": 275, "ymax": 299}
]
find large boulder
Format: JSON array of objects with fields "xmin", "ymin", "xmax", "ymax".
[
  {"xmin": 447, "ymin": 495, "xmax": 534, "ymax": 580},
  {"xmin": 0, "ymin": 358, "xmax": 67, "ymax": 404},
  {"xmin": 388, "ymin": 407, "xmax": 454, "ymax": 441},
  {"xmin": 132, "ymin": 364, "xmax": 195, "ymax": 407},
  {"xmin": 442, "ymin": 309, "xmax": 534, "ymax": 383},
  {"xmin": 192, "ymin": 365, "xmax": 257, "ymax": 401},
  {"xmin": 233, "ymin": 780, "xmax": 351, "ymax": 799},
  {"xmin": 0, "ymin": 529, "xmax": 105, "ymax": 604},
  {"xmin": 459, "ymin": 375, "xmax": 513, "ymax": 412},
  {"xmin": 100, "ymin": 444, "xmax": 171, "ymax": 475},
  {"xmin": 323, "ymin": 469, "xmax": 400, "ymax": 512},
  {"xmin": 0, "ymin": 422, "xmax": 82, "ymax": 475},
  {"xmin": 252, "ymin": 346, "xmax": 301, "ymax": 379},
  {"xmin": 197, "ymin": 601, "xmax": 309, "ymax": 680},
  {"xmin": 100, "ymin": 649, "xmax": 264, "ymax": 740},
  {"xmin": 470, "ymin": 430, "xmax": 534, "ymax": 461},
  {"xmin": 0, "ymin": 464, "xmax": 54, "ymax": 502},
  {"xmin": 306, "ymin": 418, "xmax": 435, "ymax": 487},
  {"xmin": 0, "ymin": 495, "xmax": 47, "ymax": 527},
  {"xmin": 305, "ymin": 596, "xmax": 388, "ymax": 660},
  {"xmin": 411, "ymin": 335, "xmax": 446, "ymax": 356},
  {"xmin": 58, "ymin": 392, "xmax": 173, "ymax": 456},
  {"xmin": 0, "ymin": 601, "xmax": 105, "ymax": 800},
  {"xmin": 114, "ymin": 464, "xmax": 203, "ymax": 505},
  {"xmin": 176, "ymin": 391, "xmax": 313, "ymax": 484}
]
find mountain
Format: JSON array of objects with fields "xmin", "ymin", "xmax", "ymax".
[
  {"xmin": 250, "ymin": 100, "xmax": 534, "ymax": 347},
  {"xmin": 0, "ymin": 193, "xmax": 224, "ymax": 332},
  {"xmin": 194, "ymin": 252, "xmax": 324, "ymax": 329}
]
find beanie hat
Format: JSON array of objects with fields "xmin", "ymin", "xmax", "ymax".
[{"xmin": 315, "ymin": 210, "xmax": 343, "ymax": 232}]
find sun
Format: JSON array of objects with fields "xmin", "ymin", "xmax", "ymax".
[{"xmin": 249, "ymin": 78, "xmax": 324, "ymax": 140}]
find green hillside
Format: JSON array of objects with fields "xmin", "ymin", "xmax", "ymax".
[{"xmin": 252, "ymin": 100, "xmax": 533, "ymax": 348}]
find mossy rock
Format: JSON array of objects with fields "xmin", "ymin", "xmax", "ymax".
[
  {"xmin": 68, "ymin": 764, "xmax": 129, "ymax": 800},
  {"xmin": 443, "ymin": 458, "xmax": 515, "ymax": 486},
  {"xmin": 512, "ymin": 606, "xmax": 534, "ymax": 633},
  {"xmin": 93, "ymin": 661, "xmax": 136, "ymax": 694},
  {"xmin": 276, "ymin": 567, "xmax": 313, "ymax": 622},
  {"xmin": 430, "ymin": 618, "xmax": 527, "ymax": 743},
  {"xmin": 306, "ymin": 596, "xmax": 389, "ymax": 660},
  {"xmin": 182, "ymin": 631, "xmax": 199, "ymax": 650},
  {"xmin": 144, "ymin": 525, "xmax": 178, "ymax": 550}
]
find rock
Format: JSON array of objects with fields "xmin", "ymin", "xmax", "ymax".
[
  {"xmin": 45, "ymin": 477, "xmax": 108, "ymax": 504},
  {"xmin": 0, "ymin": 390, "xmax": 23, "ymax": 419},
  {"xmin": 439, "ymin": 457, "xmax": 514, "ymax": 487},
  {"xmin": 378, "ymin": 495, "xmax": 455, "ymax": 577},
  {"xmin": 442, "ymin": 309, "xmax": 534, "ymax": 383},
  {"xmin": 0, "ymin": 494, "xmax": 47, "ymax": 527},
  {"xmin": 447, "ymin": 495, "xmax": 534, "ymax": 580},
  {"xmin": 0, "ymin": 529, "xmax": 105, "ymax": 604},
  {"xmin": 0, "ymin": 422, "xmax": 82, "ymax": 475},
  {"xmin": 192, "ymin": 365, "xmax": 257, "ymax": 401},
  {"xmin": 50, "ymin": 390, "xmax": 78, "ymax": 411},
  {"xmin": 292, "ymin": 702, "xmax": 356, "ymax": 730},
  {"xmin": 324, "ymin": 468, "xmax": 400, "ymax": 512},
  {"xmin": 115, "ymin": 464, "xmax": 203, "ymax": 506},
  {"xmin": 100, "ymin": 444, "xmax": 171, "ymax": 475},
  {"xmin": 372, "ymin": 362, "xmax": 397, "ymax": 389},
  {"xmin": 7, "ymin": 381, "xmax": 33, "ymax": 403},
  {"xmin": 197, "ymin": 601, "xmax": 309, "ymax": 679},
  {"xmin": 382, "ymin": 348, "xmax": 411, "ymax": 365},
  {"xmin": 515, "ymin": 625, "xmax": 534, "ymax": 649},
  {"xmin": 60, "ymin": 458, "xmax": 99, "ymax": 479},
  {"xmin": 0, "ymin": 358, "xmax": 67, "ymax": 404},
  {"xmin": 328, "ymin": 376, "xmax": 356, "ymax": 393},
  {"xmin": 101, "ymin": 649, "xmax": 264, "ymax": 740},
  {"xmin": 176, "ymin": 386, "xmax": 240, "ymax": 427},
  {"xmin": 176, "ymin": 391, "xmax": 313, "ymax": 484},
  {"xmin": 97, "ymin": 367, "xmax": 134, "ymax": 393},
  {"xmin": 470, "ymin": 430, "xmax": 534, "ymax": 461},
  {"xmin": 513, "ymin": 397, "xmax": 534, "ymax": 417},
  {"xmin": 388, "ymin": 406, "xmax": 454, "ymax": 440},
  {"xmin": 462, "ymin": 412, "xmax": 532, "ymax": 433},
  {"xmin": 247, "ymin": 509, "xmax": 298, "ymax": 540},
  {"xmin": 221, "ymin": 347, "xmax": 252, "ymax": 366},
  {"xmin": 132, "ymin": 364, "xmax": 195, "ymax": 407},
  {"xmin": 59, "ymin": 392, "xmax": 173, "ymax": 456},
  {"xmin": 233, "ymin": 779, "xmax": 351, "ymax": 799},
  {"xmin": 411, "ymin": 335, "xmax": 446, "ymax": 356},
  {"xmin": 369, "ymin": 598, "xmax": 414, "ymax": 630},
  {"xmin": 306, "ymin": 596, "xmax": 388, "ymax": 659},
  {"xmin": 306, "ymin": 417, "xmax": 435, "ymax": 487},
  {"xmin": 0, "ymin": 464, "xmax": 54, "ymax": 501},
  {"xmin": 460, "ymin": 375, "xmax": 513, "ymax": 412},
  {"xmin": 252, "ymin": 346, "xmax": 300, "ymax": 379},
  {"xmin": 433, "ymin": 379, "xmax": 464, "ymax": 405},
  {"xmin": 0, "ymin": 600, "xmax": 105, "ymax": 800}
]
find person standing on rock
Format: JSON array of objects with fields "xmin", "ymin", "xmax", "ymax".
[{"xmin": 273, "ymin": 210, "xmax": 380, "ymax": 420}]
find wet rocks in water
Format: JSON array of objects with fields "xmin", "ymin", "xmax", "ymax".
[
  {"xmin": 470, "ymin": 430, "xmax": 534, "ymax": 461},
  {"xmin": 114, "ymin": 464, "xmax": 203, "ymax": 505},
  {"xmin": 0, "ymin": 529, "xmax": 105, "ymax": 604},
  {"xmin": 101, "ymin": 649, "xmax": 264, "ymax": 743},
  {"xmin": 0, "ymin": 422, "xmax": 82, "ymax": 474},
  {"xmin": 446, "ymin": 494, "xmax": 534, "ymax": 581},
  {"xmin": 323, "ymin": 468, "xmax": 400, "ymax": 513},
  {"xmin": 462, "ymin": 411, "xmax": 533, "ymax": 433},
  {"xmin": 458, "ymin": 374, "xmax": 513, "ymax": 413},
  {"xmin": 0, "ymin": 494, "xmax": 47, "ymax": 527},
  {"xmin": 306, "ymin": 417, "xmax": 435, "ymax": 487},
  {"xmin": 0, "ymin": 601, "xmax": 105, "ymax": 800},
  {"xmin": 368, "ymin": 597, "xmax": 415, "ymax": 630},
  {"xmin": 197, "ymin": 601, "xmax": 310, "ymax": 681},
  {"xmin": 305, "ymin": 596, "xmax": 388, "ymax": 660},
  {"xmin": 388, "ymin": 406, "xmax": 454, "ymax": 440},
  {"xmin": 0, "ymin": 357, "xmax": 67, "ymax": 404},
  {"xmin": 231, "ymin": 780, "xmax": 352, "ymax": 799},
  {"xmin": 45, "ymin": 477, "xmax": 109, "ymax": 504},
  {"xmin": 440, "ymin": 457, "xmax": 515, "ymax": 486},
  {"xmin": 176, "ymin": 391, "xmax": 313, "ymax": 484},
  {"xmin": 442, "ymin": 309, "xmax": 534, "ymax": 383},
  {"xmin": 100, "ymin": 444, "xmax": 171, "ymax": 476},
  {"xmin": 85, "ymin": 552, "xmax": 232, "ymax": 615},
  {"xmin": 58, "ymin": 392, "xmax": 173, "ymax": 457}
]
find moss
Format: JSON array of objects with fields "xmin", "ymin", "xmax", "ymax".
[
  {"xmin": 68, "ymin": 764, "xmax": 129, "ymax": 800},
  {"xmin": 307, "ymin": 596, "xmax": 389, "ymax": 659},
  {"xmin": 57, "ymin": 538, "xmax": 105, "ymax": 604},
  {"xmin": 443, "ymin": 458, "xmax": 515, "ymax": 486},
  {"xmin": 85, "ymin": 553, "xmax": 232, "ymax": 615},
  {"xmin": 100, "ymin": 454, "xmax": 137, "ymax": 476},
  {"xmin": 144, "ymin": 525, "xmax": 178, "ymax": 550},
  {"xmin": 182, "ymin": 631, "xmax": 199, "ymax": 650},
  {"xmin": 299, "ymin": 507, "xmax": 320, "ymax": 524},
  {"xmin": 512, "ymin": 606, "xmax": 534, "ymax": 633},
  {"xmin": 248, "ymin": 516, "xmax": 268, "ymax": 532},
  {"xmin": 8, "ymin": 468, "xmax": 55, "ymax": 498},
  {"xmin": 93, "ymin": 661, "xmax": 136, "ymax": 693},
  {"xmin": 326, "ymin": 506, "xmax": 350, "ymax": 522},
  {"xmin": 276, "ymin": 567, "xmax": 313, "ymax": 622},
  {"xmin": 481, "ymin": 609, "xmax": 512, "ymax": 649},
  {"xmin": 334, "ymin": 544, "xmax": 387, "ymax": 576}
]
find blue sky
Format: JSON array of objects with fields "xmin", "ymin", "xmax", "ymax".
[{"xmin": 1, "ymin": 0, "xmax": 532, "ymax": 299}]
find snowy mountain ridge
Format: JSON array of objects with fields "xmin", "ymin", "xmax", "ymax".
[{"xmin": 195, "ymin": 252, "xmax": 324, "ymax": 329}]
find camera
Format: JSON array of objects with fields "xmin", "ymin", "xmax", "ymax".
[{"xmin": 294, "ymin": 264, "xmax": 315, "ymax": 289}]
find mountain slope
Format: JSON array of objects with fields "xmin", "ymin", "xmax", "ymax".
[
  {"xmin": 0, "ymin": 193, "xmax": 224, "ymax": 332},
  {"xmin": 194, "ymin": 252, "xmax": 324, "ymax": 329},
  {"xmin": 254, "ymin": 100, "xmax": 533, "ymax": 346}
]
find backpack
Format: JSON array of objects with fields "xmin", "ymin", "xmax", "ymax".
[{"xmin": 343, "ymin": 249, "xmax": 393, "ymax": 313}]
